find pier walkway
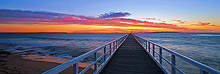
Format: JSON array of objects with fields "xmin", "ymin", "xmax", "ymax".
[
  {"xmin": 100, "ymin": 34, "xmax": 164, "ymax": 74},
  {"xmin": 42, "ymin": 33, "xmax": 220, "ymax": 74}
]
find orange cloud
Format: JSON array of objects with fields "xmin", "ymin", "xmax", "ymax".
[
  {"xmin": 192, "ymin": 22, "xmax": 211, "ymax": 26},
  {"xmin": 171, "ymin": 20, "xmax": 186, "ymax": 24},
  {"xmin": 1, "ymin": 9, "xmax": 220, "ymax": 33}
]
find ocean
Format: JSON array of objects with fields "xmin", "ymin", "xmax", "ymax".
[
  {"xmin": 0, "ymin": 33, "xmax": 125, "ymax": 60},
  {"xmin": 135, "ymin": 33, "xmax": 220, "ymax": 73},
  {"xmin": 0, "ymin": 33, "xmax": 219, "ymax": 73}
]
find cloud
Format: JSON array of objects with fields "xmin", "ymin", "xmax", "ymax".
[
  {"xmin": 171, "ymin": 20, "xmax": 186, "ymax": 24},
  {"xmin": 191, "ymin": 22, "xmax": 211, "ymax": 26},
  {"xmin": 198, "ymin": 22, "xmax": 210, "ymax": 26},
  {"xmin": 194, "ymin": 29, "xmax": 214, "ymax": 32},
  {"xmin": 0, "ymin": 9, "xmax": 92, "ymax": 22},
  {"xmin": 142, "ymin": 18, "xmax": 161, "ymax": 21},
  {"xmin": 143, "ymin": 18, "xmax": 157, "ymax": 20},
  {"xmin": 98, "ymin": 12, "xmax": 131, "ymax": 19},
  {"xmin": 2, "ymin": 9, "xmax": 220, "ymax": 32},
  {"xmin": 0, "ymin": 9, "xmax": 192, "ymax": 31},
  {"xmin": 0, "ymin": 9, "xmax": 67, "ymax": 19}
]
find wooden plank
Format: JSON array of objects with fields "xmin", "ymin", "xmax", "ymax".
[{"xmin": 100, "ymin": 34, "xmax": 165, "ymax": 74}]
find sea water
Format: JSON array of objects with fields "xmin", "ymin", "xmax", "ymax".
[
  {"xmin": 0, "ymin": 33, "xmax": 125, "ymax": 59},
  {"xmin": 136, "ymin": 33, "xmax": 220, "ymax": 73},
  {"xmin": 0, "ymin": 33, "xmax": 219, "ymax": 73}
]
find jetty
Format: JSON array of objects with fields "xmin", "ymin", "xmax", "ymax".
[
  {"xmin": 100, "ymin": 34, "xmax": 164, "ymax": 74},
  {"xmin": 42, "ymin": 33, "xmax": 220, "ymax": 74}
]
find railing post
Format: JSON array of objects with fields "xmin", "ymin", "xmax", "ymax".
[
  {"xmin": 118, "ymin": 40, "xmax": 120, "ymax": 47},
  {"xmin": 113, "ymin": 42, "xmax": 115, "ymax": 52},
  {"xmin": 110, "ymin": 43, "xmax": 112, "ymax": 55},
  {"xmin": 116, "ymin": 41, "xmax": 118, "ymax": 49},
  {"xmin": 148, "ymin": 42, "xmax": 150, "ymax": 52},
  {"xmin": 115, "ymin": 41, "xmax": 117, "ymax": 49},
  {"xmin": 73, "ymin": 63, "xmax": 78, "ymax": 74},
  {"xmin": 117, "ymin": 40, "xmax": 118, "ymax": 46},
  {"xmin": 104, "ymin": 47, "xmax": 106, "ymax": 61},
  {"xmin": 200, "ymin": 69, "xmax": 208, "ymax": 74},
  {"xmin": 159, "ymin": 48, "xmax": 162, "ymax": 64},
  {"xmin": 117, "ymin": 40, "xmax": 119, "ymax": 48},
  {"xmin": 94, "ymin": 52, "xmax": 97, "ymax": 72},
  {"xmin": 143, "ymin": 40, "xmax": 144, "ymax": 48},
  {"xmin": 153, "ymin": 44, "xmax": 155, "ymax": 57},
  {"xmin": 115, "ymin": 41, "xmax": 116, "ymax": 50},
  {"xmin": 171, "ymin": 54, "xmax": 176, "ymax": 74},
  {"xmin": 145, "ymin": 41, "xmax": 148, "ymax": 49}
]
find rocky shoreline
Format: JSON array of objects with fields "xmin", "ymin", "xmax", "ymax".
[{"xmin": 0, "ymin": 51, "xmax": 93, "ymax": 74}]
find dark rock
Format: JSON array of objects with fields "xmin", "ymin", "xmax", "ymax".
[
  {"xmin": 0, "ymin": 51, "xmax": 11, "ymax": 58},
  {"xmin": 0, "ymin": 49, "xmax": 6, "ymax": 51},
  {"xmin": 49, "ymin": 53, "xmax": 57, "ymax": 56},
  {"xmin": 24, "ymin": 50, "xmax": 35, "ymax": 52},
  {"xmin": 15, "ymin": 47, "xmax": 26, "ymax": 50}
]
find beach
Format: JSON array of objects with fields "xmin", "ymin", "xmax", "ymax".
[
  {"xmin": 0, "ymin": 33, "xmax": 219, "ymax": 74},
  {"xmin": 0, "ymin": 51, "xmax": 93, "ymax": 74},
  {"xmin": 0, "ymin": 33, "xmax": 124, "ymax": 74}
]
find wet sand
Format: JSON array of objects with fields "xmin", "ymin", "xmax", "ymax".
[{"xmin": 0, "ymin": 51, "xmax": 93, "ymax": 74}]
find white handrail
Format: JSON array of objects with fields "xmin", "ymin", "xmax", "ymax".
[
  {"xmin": 42, "ymin": 34, "xmax": 129, "ymax": 74},
  {"xmin": 133, "ymin": 34, "xmax": 220, "ymax": 74}
]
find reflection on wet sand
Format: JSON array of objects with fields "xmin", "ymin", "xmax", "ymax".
[{"xmin": 22, "ymin": 54, "xmax": 92, "ymax": 68}]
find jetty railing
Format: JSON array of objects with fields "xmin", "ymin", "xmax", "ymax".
[
  {"xmin": 42, "ymin": 34, "xmax": 129, "ymax": 74},
  {"xmin": 133, "ymin": 34, "xmax": 220, "ymax": 74}
]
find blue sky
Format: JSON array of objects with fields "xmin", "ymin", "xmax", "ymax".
[
  {"xmin": 0, "ymin": 0, "xmax": 220, "ymax": 33},
  {"xmin": 1, "ymin": 0, "xmax": 219, "ymax": 21}
]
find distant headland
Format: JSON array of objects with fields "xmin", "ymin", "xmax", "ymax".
[{"xmin": 0, "ymin": 32, "xmax": 68, "ymax": 33}]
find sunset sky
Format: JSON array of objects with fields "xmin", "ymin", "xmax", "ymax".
[{"xmin": 0, "ymin": 0, "xmax": 220, "ymax": 33}]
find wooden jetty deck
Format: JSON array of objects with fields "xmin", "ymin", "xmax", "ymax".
[
  {"xmin": 43, "ymin": 33, "xmax": 220, "ymax": 74},
  {"xmin": 100, "ymin": 34, "xmax": 165, "ymax": 74}
]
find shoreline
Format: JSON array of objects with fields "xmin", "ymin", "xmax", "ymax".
[
  {"xmin": 22, "ymin": 54, "xmax": 93, "ymax": 68},
  {"xmin": 0, "ymin": 51, "xmax": 94, "ymax": 74}
]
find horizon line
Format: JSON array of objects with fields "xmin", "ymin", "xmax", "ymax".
[{"xmin": 0, "ymin": 32, "xmax": 220, "ymax": 33}]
